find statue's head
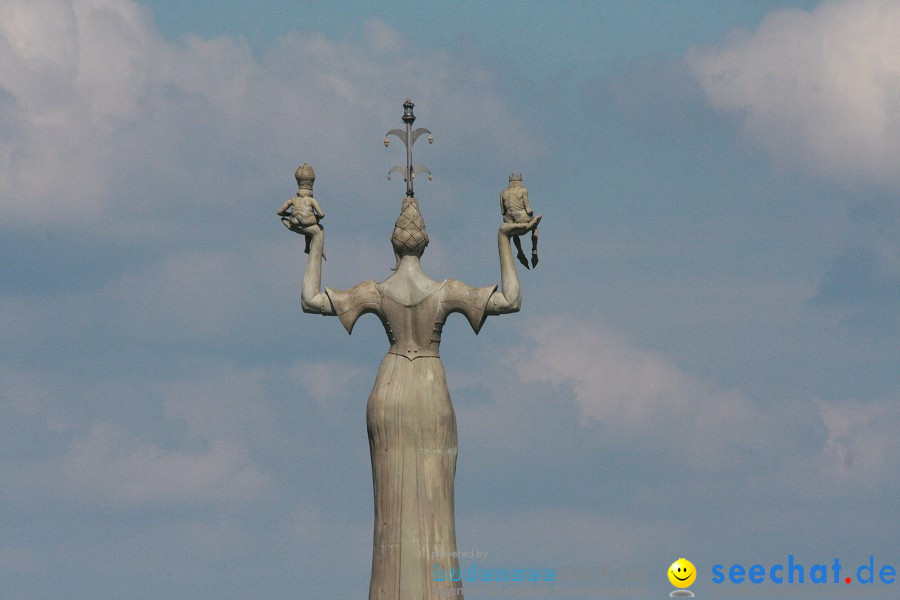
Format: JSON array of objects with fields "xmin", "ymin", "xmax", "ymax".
[
  {"xmin": 508, "ymin": 173, "xmax": 523, "ymax": 188},
  {"xmin": 295, "ymin": 163, "xmax": 315, "ymax": 191},
  {"xmin": 391, "ymin": 196, "xmax": 429, "ymax": 264}
]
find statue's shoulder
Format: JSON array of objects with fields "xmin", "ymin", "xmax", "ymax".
[
  {"xmin": 325, "ymin": 280, "xmax": 381, "ymax": 335},
  {"xmin": 442, "ymin": 278, "xmax": 497, "ymax": 307},
  {"xmin": 346, "ymin": 279, "xmax": 379, "ymax": 294},
  {"xmin": 442, "ymin": 278, "xmax": 492, "ymax": 293},
  {"xmin": 325, "ymin": 279, "xmax": 381, "ymax": 314},
  {"xmin": 442, "ymin": 278, "xmax": 466, "ymax": 293},
  {"xmin": 325, "ymin": 279, "xmax": 380, "ymax": 312},
  {"xmin": 441, "ymin": 279, "xmax": 497, "ymax": 334}
]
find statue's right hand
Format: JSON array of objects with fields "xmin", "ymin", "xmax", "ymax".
[
  {"xmin": 287, "ymin": 221, "xmax": 322, "ymax": 236},
  {"xmin": 303, "ymin": 223, "xmax": 323, "ymax": 236}
]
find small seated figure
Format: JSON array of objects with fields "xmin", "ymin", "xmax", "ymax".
[
  {"xmin": 500, "ymin": 173, "xmax": 540, "ymax": 268},
  {"xmin": 277, "ymin": 163, "xmax": 325, "ymax": 256}
]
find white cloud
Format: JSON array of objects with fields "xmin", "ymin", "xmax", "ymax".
[
  {"xmin": 527, "ymin": 319, "xmax": 695, "ymax": 427},
  {"xmin": 514, "ymin": 317, "xmax": 764, "ymax": 469},
  {"xmin": 287, "ymin": 360, "xmax": 364, "ymax": 407},
  {"xmin": 0, "ymin": 0, "xmax": 158, "ymax": 220},
  {"xmin": 55, "ymin": 422, "xmax": 269, "ymax": 506},
  {"xmin": 450, "ymin": 316, "xmax": 772, "ymax": 475},
  {"xmin": 0, "ymin": 364, "xmax": 277, "ymax": 510},
  {"xmin": 0, "ymin": 420, "xmax": 269, "ymax": 510},
  {"xmin": 0, "ymin": 0, "xmax": 538, "ymax": 231},
  {"xmin": 686, "ymin": 0, "xmax": 900, "ymax": 186},
  {"xmin": 524, "ymin": 318, "xmax": 746, "ymax": 428},
  {"xmin": 1, "ymin": 232, "xmax": 381, "ymax": 357}
]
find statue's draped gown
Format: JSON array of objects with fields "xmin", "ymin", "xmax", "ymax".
[{"xmin": 326, "ymin": 278, "xmax": 496, "ymax": 600}]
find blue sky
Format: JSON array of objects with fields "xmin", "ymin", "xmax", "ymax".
[{"xmin": 1, "ymin": 1, "xmax": 898, "ymax": 598}]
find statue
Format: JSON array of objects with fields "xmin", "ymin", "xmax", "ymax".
[
  {"xmin": 500, "ymin": 173, "xmax": 539, "ymax": 268},
  {"xmin": 285, "ymin": 100, "xmax": 539, "ymax": 600},
  {"xmin": 277, "ymin": 163, "xmax": 325, "ymax": 257}
]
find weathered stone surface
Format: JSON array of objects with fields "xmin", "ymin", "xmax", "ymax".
[{"xmin": 284, "ymin": 121, "xmax": 539, "ymax": 599}]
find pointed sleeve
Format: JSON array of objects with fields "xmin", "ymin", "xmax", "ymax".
[
  {"xmin": 440, "ymin": 279, "xmax": 498, "ymax": 334},
  {"xmin": 324, "ymin": 280, "xmax": 381, "ymax": 334}
]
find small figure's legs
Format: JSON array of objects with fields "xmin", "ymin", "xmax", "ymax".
[
  {"xmin": 530, "ymin": 226, "xmax": 539, "ymax": 268},
  {"xmin": 513, "ymin": 235, "xmax": 530, "ymax": 269}
]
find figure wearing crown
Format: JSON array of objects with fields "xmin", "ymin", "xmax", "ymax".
[
  {"xmin": 286, "ymin": 100, "xmax": 542, "ymax": 600},
  {"xmin": 277, "ymin": 163, "xmax": 325, "ymax": 256},
  {"xmin": 501, "ymin": 173, "xmax": 540, "ymax": 268}
]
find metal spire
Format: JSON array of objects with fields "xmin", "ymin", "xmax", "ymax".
[{"xmin": 385, "ymin": 99, "xmax": 433, "ymax": 197}]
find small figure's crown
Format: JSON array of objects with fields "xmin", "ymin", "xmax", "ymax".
[
  {"xmin": 295, "ymin": 163, "xmax": 315, "ymax": 189},
  {"xmin": 509, "ymin": 173, "xmax": 522, "ymax": 182}
]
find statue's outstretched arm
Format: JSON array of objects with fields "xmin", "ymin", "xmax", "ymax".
[
  {"xmin": 490, "ymin": 216, "xmax": 541, "ymax": 314},
  {"xmin": 300, "ymin": 226, "xmax": 335, "ymax": 315}
]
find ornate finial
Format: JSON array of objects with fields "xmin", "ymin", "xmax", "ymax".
[
  {"xmin": 385, "ymin": 99, "xmax": 433, "ymax": 197},
  {"xmin": 402, "ymin": 99, "xmax": 416, "ymax": 124}
]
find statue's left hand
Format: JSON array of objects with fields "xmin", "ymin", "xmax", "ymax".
[{"xmin": 500, "ymin": 215, "xmax": 541, "ymax": 237}]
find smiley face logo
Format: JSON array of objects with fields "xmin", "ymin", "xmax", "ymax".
[{"xmin": 668, "ymin": 558, "xmax": 696, "ymax": 588}]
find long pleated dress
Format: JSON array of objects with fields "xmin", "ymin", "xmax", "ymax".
[{"xmin": 326, "ymin": 278, "xmax": 496, "ymax": 600}]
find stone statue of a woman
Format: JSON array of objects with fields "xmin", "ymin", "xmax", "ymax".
[{"xmin": 295, "ymin": 189, "xmax": 539, "ymax": 600}]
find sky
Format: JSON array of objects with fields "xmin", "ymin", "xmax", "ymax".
[{"xmin": 1, "ymin": 0, "xmax": 898, "ymax": 598}]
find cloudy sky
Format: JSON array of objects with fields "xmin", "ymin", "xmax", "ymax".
[{"xmin": 1, "ymin": 0, "xmax": 898, "ymax": 598}]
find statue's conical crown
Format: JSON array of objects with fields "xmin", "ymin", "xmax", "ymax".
[{"xmin": 391, "ymin": 196, "xmax": 429, "ymax": 256}]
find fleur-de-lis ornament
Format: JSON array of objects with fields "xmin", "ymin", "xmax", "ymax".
[{"xmin": 384, "ymin": 99, "xmax": 433, "ymax": 197}]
